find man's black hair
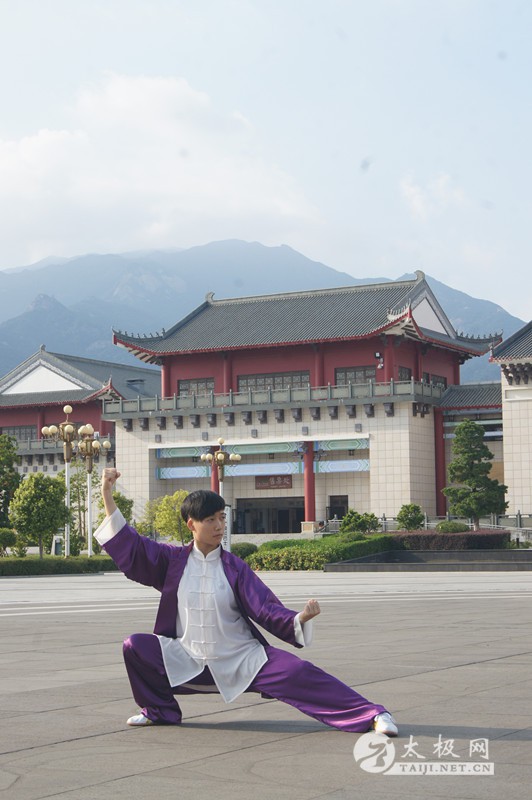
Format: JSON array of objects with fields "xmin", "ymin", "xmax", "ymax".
[{"xmin": 181, "ymin": 490, "xmax": 226, "ymax": 522}]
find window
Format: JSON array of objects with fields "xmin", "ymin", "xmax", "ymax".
[
  {"xmin": 335, "ymin": 366, "xmax": 376, "ymax": 385},
  {"xmin": 238, "ymin": 371, "xmax": 310, "ymax": 391},
  {"xmin": 398, "ymin": 366, "xmax": 412, "ymax": 381},
  {"xmin": 1, "ymin": 425, "xmax": 37, "ymax": 443},
  {"xmin": 430, "ymin": 374, "xmax": 447, "ymax": 389},
  {"xmin": 178, "ymin": 378, "xmax": 215, "ymax": 395}
]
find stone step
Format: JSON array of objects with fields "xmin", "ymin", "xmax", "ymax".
[{"xmin": 325, "ymin": 549, "xmax": 532, "ymax": 571}]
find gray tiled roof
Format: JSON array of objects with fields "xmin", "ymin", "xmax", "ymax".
[
  {"xmin": 439, "ymin": 383, "xmax": 502, "ymax": 409},
  {"xmin": 0, "ymin": 389, "xmax": 93, "ymax": 409},
  {"xmin": 0, "ymin": 349, "xmax": 160, "ymax": 408},
  {"xmin": 114, "ymin": 275, "xmax": 495, "ymax": 360},
  {"xmin": 52, "ymin": 353, "xmax": 161, "ymax": 398},
  {"xmin": 492, "ymin": 320, "xmax": 532, "ymax": 362},
  {"xmin": 115, "ymin": 282, "xmax": 419, "ymax": 353}
]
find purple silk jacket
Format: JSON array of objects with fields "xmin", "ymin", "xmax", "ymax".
[{"xmin": 103, "ymin": 524, "xmax": 303, "ymax": 649}]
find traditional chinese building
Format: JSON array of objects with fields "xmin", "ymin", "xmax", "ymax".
[
  {"xmin": 0, "ymin": 346, "xmax": 160, "ymax": 477},
  {"xmin": 491, "ymin": 321, "xmax": 532, "ymax": 515},
  {"xmin": 102, "ymin": 272, "xmax": 498, "ymax": 527}
]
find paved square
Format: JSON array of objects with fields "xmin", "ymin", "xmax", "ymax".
[{"xmin": 0, "ymin": 570, "xmax": 531, "ymax": 799}]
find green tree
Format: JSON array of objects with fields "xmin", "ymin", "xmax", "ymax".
[
  {"xmin": 396, "ymin": 503, "xmax": 425, "ymax": 531},
  {"xmin": 0, "ymin": 434, "xmax": 22, "ymax": 527},
  {"xmin": 339, "ymin": 509, "xmax": 380, "ymax": 534},
  {"xmin": 154, "ymin": 490, "xmax": 190, "ymax": 545},
  {"xmin": 136, "ymin": 497, "xmax": 163, "ymax": 538},
  {"xmin": 443, "ymin": 419, "xmax": 508, "ymax": 530},
  {"xmin": 9, "ymin": 473, "xmax": 71, "ymax": 558}
]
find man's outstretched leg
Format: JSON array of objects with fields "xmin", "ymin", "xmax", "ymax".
[
  {"xmin": 123, "ymin": 633, "xmax": 183, "ymax": 725},
  {"xmin": 248, "ymin": 645, "xmax": 398, "ymax": 734}
]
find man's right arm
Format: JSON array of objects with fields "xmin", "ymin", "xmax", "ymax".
[{"xmin": 94, "ymin": 468, "xmax": 173, "ymax": 591}]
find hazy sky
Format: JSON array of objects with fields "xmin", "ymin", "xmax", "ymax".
[{"xmin": 0, "ymin": 0, "xmax": 530, "ymax": 320}]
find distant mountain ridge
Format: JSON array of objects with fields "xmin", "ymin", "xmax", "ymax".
[{"xmin": 0, "ymin": 240, "xmax": 524, "ymax": 382}]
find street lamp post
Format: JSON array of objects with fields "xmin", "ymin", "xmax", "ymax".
[
  {"xmin": 77, "ymin": 424, "xmax": 111, "ymax": 556},
  {"xmin": 201, "ymin": 438, "xmax": 241, "ymax": 551},
  {"xmin": 41, "ymin": 405, "xmax": 77, "ymax": 557},
  {"xmin": 41, "ymin": 407, "xmax": 111, "ymax": 557}
]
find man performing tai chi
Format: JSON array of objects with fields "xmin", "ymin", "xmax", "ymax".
[{"xmin": 95, "ymin": 468, "xmax": 398, "ymax": 736}]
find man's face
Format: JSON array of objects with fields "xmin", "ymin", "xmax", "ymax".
[{"xmin": 187, "ymin": 510, "xmax": 226, "ymax": 555}]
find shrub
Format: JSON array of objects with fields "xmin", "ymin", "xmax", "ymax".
[
  {"xmin": 69, "ymin": 533, "xmax": 84, "ymax": 557},
  {"xmin": 247, "ymin": 535, "xmax": 396, "ymax": 570},
  {"xmin": 258, "ymin": 539, "xmax": 311, "ymax": 551},
  {"xmin": 0, "ymin": 555, "xmax": 119, "ymax": 576},
  {"xmin": 396, "ymin": 504, "xmax": 425, "ymax": 531},
  {"xmin": 12, "ymin": 533, "xmax": 28, "ymax": 558},
  {"xmin": 0, "ymin": 528, "xmax": 16, "ymax": 556},
  {"xmin": 231, "ymin": 542, "xmax": 258, "ymax": 560},
  {"xmin": 336, "ymin": 530, "xmax": 367, "ymax": 542},
  {"xmin": 391, "ymin": 530, "xmax": 510, "ymax": 550},
  {"xmin": 339, "ymin": 510, "xmax": 380, "ymax": 534},
  {"xmin": 435, "ymin": 521, "xmax": 470, "ymax": 533}
]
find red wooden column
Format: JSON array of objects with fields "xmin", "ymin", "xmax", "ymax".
[
  {"xmin": 223, "ymin": 352, "xmax": 233, "ymax": 393},
  {"xmin": 37, "ymin": 411, "xmax": 45, "ymax": 439},
  {"xmin": 383, "ymin": 336, "xmax": 395, "ymax": 383},
  {"xmin": 303, "ymin": 442, "xmax": 316, "ymax": 522},
  {"xmin": 210, "ymin": 462, "xmax": 220, "ymax": 494},
  {"xmin": 416, "ymin": 347, "xmax": 424, "ymax": 381},
  {"xmin": 161, "ymin": 362, "xmax": 171, "ymax": 398},
  {"xmin": 434, "ymin": 408, "xmax": 447, "ymax": 516},
  {"xmin": 313, "ymin": 345, "xmax": 324, "ymax": 387}
]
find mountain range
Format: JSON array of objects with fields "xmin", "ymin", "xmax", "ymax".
[{"xmin": 0, "ymin": 239, "xmax": 524, "ymax": 382}]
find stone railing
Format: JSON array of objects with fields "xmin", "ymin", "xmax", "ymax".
[{"xmin": 101, "ymin": 380, "xmax": 444, "ymax": 418}]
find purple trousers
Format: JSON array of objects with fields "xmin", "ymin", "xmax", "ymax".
[{"xmin": 123, "ymin": 634, "xmax": 386, "ymax": 732}]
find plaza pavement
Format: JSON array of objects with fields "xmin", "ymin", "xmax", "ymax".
[{"xmin": 0, "ymin": 569, "xmax": 531, "ymax": 800}]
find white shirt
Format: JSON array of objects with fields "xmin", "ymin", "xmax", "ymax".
[{"xmin": 95, "ymin": 510, "xmax": 313, "ymax": 703}]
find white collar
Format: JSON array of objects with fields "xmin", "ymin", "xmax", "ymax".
[{"xmin": 192, "ymin": 542, "xmax": 222, "ymax": 561}]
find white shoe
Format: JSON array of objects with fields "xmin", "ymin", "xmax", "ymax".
[
  {"xmin": 127, "ymin": 713, "xmax": 153, "ymax": 727},
  {"xmin": 373, "ymin": 712, "xmax": 399, "ymax": 737}
]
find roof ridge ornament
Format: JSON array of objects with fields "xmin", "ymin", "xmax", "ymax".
[
  {"xmin": 387, "ymin": 300, "xmax": 412, "ymax": 322},
  {"xmin": 457, "ymin": 330, "xmax": 503, "ymax": 343},
  {"xmin": 205, "ymin": 291, "xmax": 215, "ymax": 303}
]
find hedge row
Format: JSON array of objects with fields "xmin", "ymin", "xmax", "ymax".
[
  {"xmin": 257, "ymin": 539, "xmax": 314, "ymax": 551},
  {"xmin": 0, "ymin": 555, "xmax": 119, "ymax": 576},
  {"xmin": 390, "ymin": 530, "xmax": 510, "ymax": 550},
  {"xmin": 247, "ymin": 535, "xmax": 396, "ymax": 570},
  {"xmin": 0, "ymin": 529, "xmax": 513, "ymax": 575}
]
